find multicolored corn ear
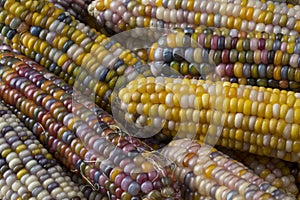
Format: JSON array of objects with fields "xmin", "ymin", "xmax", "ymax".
[
  {"xmin": 88, "ymin": 0, "xmax": 300, "ymax": 35},
  {"xmin": 219, "ymin": 147, "xmax": 299, "ymax": 195},
  {"xmin": 148, "ymin": 27, "xmax": 300, "ymax": 91}
]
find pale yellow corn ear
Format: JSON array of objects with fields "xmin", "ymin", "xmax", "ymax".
[{"xmin": 119, "ymin": 77, "xmax": 300, "ymax": 162}]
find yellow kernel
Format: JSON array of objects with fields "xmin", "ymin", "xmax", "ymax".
[
  {"xmin": 270, "ymin": 93, "xmax": 279, "ymax": 104},
  {"xmin": 149, "ymin": 93, "xmax": 159, "ymax": 104},
  {"xmin": 279, "ymin": 93, "xmax": 287, "ymax": 104},
  {"xmin": 239, "ymin": 7, "xmax": 247, "ymax": 19},
  {"xmin": 261, "ymin": 119, "xmax": 269, "ymax": 134},
  {"xmin": 264, "ymin": 11, "xmax": 273, "ymax": 24},
  {"xmin": 242, "ymin": 116, "xmax": 250, "ymax": 130},
  {"xmin": 293, "ymin": 141, "xmax": 300, "ymax": 152},
  {"xmin": 172, "ymin": 107, "xmax": 180, "ymax": 121},
  {"xmin": 17, "ymin": 169, "xmax": 28, "ymax": 180},
  {"xmin": 140, "ymin": 93, "xmax": 150, "ymax": 104},
  {"xmin": 166, "ymin": 33, "xmax": 176, "ymax": 48},
  {"xmin": 276, "ymin": 119, "xmax": 286, "ymax": 136},
  {"xmin": 233, "ymin": 18, "xmax": 242, "ymax": 29},
  {"xmin": 228, "ymin": 87, "xmax": 237, "ymax": 98},
  {"xmin": 127, "ymin": 102, "xmax": 137, "ymax": 114},
  {"xmin": 222, "ymin": 98, "xmax": 230, "ymax": 113},
  {"xmin": 237, "ymin": 98, "xmax": 244, "ymax": 113},
  {"xmin": 131, "ymin": 92, "xmax": 141, "ymax": 102},
  {"xmin": 294, "ymin": 99, "xmax": 300, "ymax": 108},
  {"xmin": 257, "ymin": 10, "xmax": 267, "ymax": 23},
  {"xmin": 15, "ymin": 144, "xmax": 26, "ymax": 154},
  {"xmin": 267, "ymin": 3, "xmax": 274, "ymax": 11},
  {"xmin": 165, "ymin": 108, "xmax": 172, "ymax": 121},
  {"xmin": 245, "ymin": 7, "xmax": 254, "ymax": 21},
  {"xmin": 287, "ymin": 42, "xmax": 295, "ymax": 54},
  {"xmin": 260, "ymin": 169, "xmax": 271, "ymax": 179},
  {"xmin": 173, "ymin": 94, "xmax": 180, "ymax": 107},
  {"xmin": 254, "ymin": 118, "xmax": 263, "ymax": 133},
  {"xmin": 199, "ymin": 110, "xmax": 207, "ymax": 124},
  {"xmin": 205, "ymin": 13, "xmax": 214, "ymax": 26},
  {"xmin": 57, "ymin": 53, "xmax": 68, "ymax": 67},
  {"xmin": 122, "ymin": 92, "xmax": 133, "ymax": 104},
  {"xmin": 202, "ymin": 94, "xmax": 210, "ymax": 109},
  {"xmin": 243, "ymin": 99, "xmax": 252, "ymax": 116},
  {"xmin": 269, "ymin": 118, "xmax": 277, "ymax": 134},
  {"xmin": 294, "ymin": 109, "xmax": 300, "ymax": 123},
  {"xmin": 236, "ymin": 40, "xmax": 244, "ymax": 51},
  {"xmin": 32, "ymin": 149, "xmax": 41, "ymax": 155},
  {"xmin": 287, "ymin": 94, "xmax": 296, "ymax": 107},
  {"xmin": 227, "ymin": 113, "xmax": 235, "ymax": 128},
  {"xmin": 194, "ymin": 12, "xmax": 201, "ymax": 25},
  {"xmin": 279, "ymin": 104, "xmax": 289, "ymax": 119},
  {"xmin": 158, "ymin": 104, "xmax": 167, "ymax": 118},
  {"xmin": 27, "ymin": 37, "xmax": 38, "ymax": 49},
  {"xmin": 237, "ymin": 169, "xmax": 248, "ymax": 177},
  {"xmin": 257, "ymin": 102, "xmax": 266, "ymax": 118},
  {"xmin": 291, "ymin": 124, "xmax": 299, "ymax": 140},
  {"xmin": 235, "ymin": 129, "xmax": 244, "ymax": 141},
  {"xmin": 234, "ymin": 62, "xmax": 243, "ymax": 78},
  {"xmin": 204, "ymin": 164, "xmax": 216, "ymax": 178},
  {"xmin": 264, "ymin": 104, "xmax": 273, "ymax": 119},
  {"xmin": 294, "ymin": 20, "xmax": 300, "ymax": 33},
  {"xmin": 229, "ymin": 98, "xmax": 238, "ymax": 113},
  {"xmin": 1, "ymin": 148, "xmax": 11, "ymax": 158},
  {"xmin": 149, "ymin": 104, "xmax": 159, "ymax": 118}
]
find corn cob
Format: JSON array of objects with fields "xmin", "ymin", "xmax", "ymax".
[
  {"xmin": 0, "ymin": 101, "xmax": 86, "ymax": 199},
  {"xmin": 160, "ymin": 138, "xmax": 296, "ymax": 199},
  {"xmin": 0, "ymin": 0, "xmax": 147, "ymax": 111},
  {"xmin": 151, "ymin": 31, "xmax": 300, "ymax": 66},
  {"xmin": 217, "ymin": 147, "xmax": 299, "ymax": 195},
  {"xmin": 167, "ymin": 27, "xmax": 297, "ymax": 50},
  {"xmin": 147, "ymin": 27, "xmax": 300, "ymax": 91},
  {"xmin": 118, "ymin": 76, "xmax": 300, "ymax": 162},
  {"xmin": 132, "ymin": 0, "xmax": 299, "ymax": 9},
  {"xmin": 88, "ymin": 0, "xmax": 300, "ymax": 35},
  {"xmin": 0, "ymin": 46, "xmax": 183, "ymax": 199}
]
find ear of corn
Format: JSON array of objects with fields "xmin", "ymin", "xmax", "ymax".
[
  {"xmin": 88, "ymin": 0, "xmax": 300, "ymax": 35},
  {"xmin": 118, "ymin": 76, "xmax": 300, "ymax": 163},
  {"xmin": 147, "ymin": 27, "xmax": 300, "ymax": 92},
  {"xmin": 161, "ymin": 138, "xmax": 296, "ymax": 199},
  {"xmin": 218, "ymin": 147, "xmax": 299, "ymax": 195}
]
